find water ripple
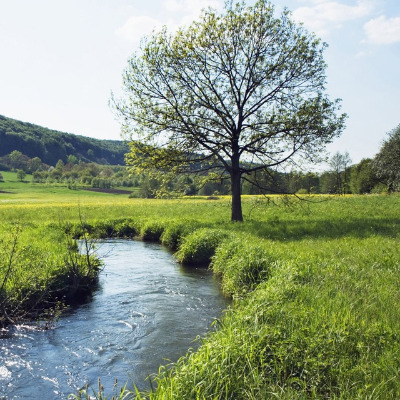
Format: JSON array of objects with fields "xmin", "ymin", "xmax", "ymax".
[{"xmin": 0, "ymin": 239, "xmax": 229, "ymax": 399}]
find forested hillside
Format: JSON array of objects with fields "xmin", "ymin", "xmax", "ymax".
[{"xmin": 0, "ymin": 115, "xmax": 128, "ymax": 165}]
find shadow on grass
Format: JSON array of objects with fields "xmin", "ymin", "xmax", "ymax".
[{"xmin": 238, "ymin": 217, "xmax": 400, "ymax": 241}]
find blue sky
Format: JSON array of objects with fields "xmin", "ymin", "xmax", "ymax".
[{"xmin": 0, "ymin": 0, "xmax": 399, "ymax": 166}]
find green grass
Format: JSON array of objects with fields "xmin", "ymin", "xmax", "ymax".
[
  {"xmin": 1, "ymin": 173, "xmax": 400, "ymax": 398},
  {"xmin": 0, "ymin": 170, "xmax": 136, "ymax": 202}
]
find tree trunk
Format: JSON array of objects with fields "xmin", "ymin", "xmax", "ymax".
[{"xmin": 231, "ymin": 169, "xmax": 243, "ymax": 222}]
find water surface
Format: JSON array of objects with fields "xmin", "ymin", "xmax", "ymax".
[{"xmin": 0, "ymin": 239, "xmax": 229, "ymax": 399}]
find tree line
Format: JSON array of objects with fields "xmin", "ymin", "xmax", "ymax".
[{"xmin": 1, "ymin": 121, "xmax": 398, "ymax": 197}]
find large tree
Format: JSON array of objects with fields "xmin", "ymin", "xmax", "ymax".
[
  {"xmin": 114, "ymin": 0, "xmax": 346, "ymax": 221},
  {"xmin": 373, "ymin": 124, "xmax": 400, "ymax": 192},
  {"xmin": 349, "ymin": 158, "xmax": 378, "ymax": 194}
]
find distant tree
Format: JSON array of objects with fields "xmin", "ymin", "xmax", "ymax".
[
  {"xmin": 242, "ymin": 169, "xmax": 282, "ymax": 195},
  {"xmin": 55, "ymin": 159, "xmax": 65, "ymax": 170},
  {"xmin": 0, "ymin": 172, "xmax": 3, "ymax": 182},
  {"xmin": 198, "ymin": 179, "xmax": 229, "ymax": 196},
  {"xmin": 300, "ymin": 172, "xmax": 320, "ymax": 194},
  {"xmin": 9, "ymin": 150, "xmax": 25, "ymax": 170},
  {"xmin": 67, "ymin": 154, "xmax": 78, "ymax": 165},
  {"xmin": 16, "ymin": 169, "xmax": 26, "ymax": 182},
  {"xmin": 349, "ymin": 158, "xmax": 378, "ymax": 194},
  {"xmin": 373, "ymin": 124, "xmax": 400, "ymax": 192},
  {"xmin": 329, "ymin": 151, "xmax": 352, "ymax": 194},
  {"xmin": 85, "ymin": 163, "xmax": 100, "ymax": 177},
  {"xmin": 91, "ymin": 177, "xmax": 112, "ymax": 189},
  {"xmin": 282, "ymin": 171, "xmax": 319, "ymax": 194},
  {"xmin": 139, "ymin": 175, "xmax": 162, "ymax": 198},
  {"xmin": 43, "ymin": 138, "xmax": 67, "ymax": 165},
  {"xmin": 87, "ymin": 149, "xmax": 94, "ymax": 159},
  {"xmin": 100, "ymin": 168, "xmax": 114, "ymax": 178},
  {"xmin": 48, "ymin": 159, "xmax": 64, "ymax": 181},
  {"xmin": 319, "ymin": 171, "xmax": 337, "ymax": 194},
  {"xmin": 32, "ymin": 171, "xmax": 46, "ymax": 183},
  {"xmin": 178, "ymin": 176, "xmax": 198, "ymax": 196},
  {"xmin": 28, "ymin": 157, "xmax": 42, "ymax": 173},
  {"xmin": 114, "ymin": 0, "xmax": 346, "ymax": 221}
]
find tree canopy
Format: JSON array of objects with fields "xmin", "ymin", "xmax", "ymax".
[
  {"xmin": 373, "ymin": 124, "xmax": 400, "ymax": 192},
  {"xmin": 114, "ymin": 0, "xmax": 346, "ymax": 221}
]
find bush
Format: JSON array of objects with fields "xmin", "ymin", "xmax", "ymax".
[{"xmin": 296, "ymin": 188, "xmax": 309, "ymax": 195}]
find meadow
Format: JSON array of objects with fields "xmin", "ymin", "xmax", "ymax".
[{"xmin": 1, "ymin": 171, "xmax": 400, "ymax": 399}]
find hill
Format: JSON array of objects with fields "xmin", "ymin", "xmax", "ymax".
[{"xmin": 0, "ymin": 115, "xmax": 129, "ymax": 166}]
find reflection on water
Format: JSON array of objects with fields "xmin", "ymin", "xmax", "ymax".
[{"xmin": 0, "ymin": 240, "xmax": 229, "ymax": 399}]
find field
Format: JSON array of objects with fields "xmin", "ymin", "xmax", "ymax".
[{"xmin": 1, "ymin": 171, "xmax": 400, "ymax": 399}]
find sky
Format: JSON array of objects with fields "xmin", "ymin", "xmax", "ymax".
[{"xmin": 0, "ymin": 0, "xmax": 399, "ymax": 166}]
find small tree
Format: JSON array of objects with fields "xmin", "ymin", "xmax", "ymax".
[
  {"xmin": 67, "ymin": 154, "xmax": 78, "ymax": 165},
  {"xmin": 114, "ymin": 0, "xmax": 346, "ymax": 221},
  {"xmin": 329, "ymin": 151, "xmax": 352, "ymax": 194},
  {"xmin": 16, "ymin": 169, "xmax": 26, "ymax": 182},
  {"xmin": 9, "ymin": 150, "xmax": 26, "ymax": 171},
  {"xmin": 28, "ymin": 156, "xmax": 43, "ymax": 173}
]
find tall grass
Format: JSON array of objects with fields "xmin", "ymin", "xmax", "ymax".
[
  {"xmin": 143, "ymin": 234, "xmax": 400, "ymax": 399},
  {"xmin": 0, "ymin": 221, "xmax": 102, "ymax": 326}
]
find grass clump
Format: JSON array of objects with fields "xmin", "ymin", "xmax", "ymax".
[
  {"xmin": 139, "ymin": 221, "xmax": 166, "ymax": 242},
  {"xmin": 64, "ymin": 218, "xmax": 138, "ymax": 239},
  {"xmin": 91, "ymin": 218, "xmax": 138, "ymax": 238},
  {"xmin": 160, "ymin": 220, "xmax": 200, "ymax": 250},
  {"xmin": 211, "ymin": 237, "xmax": 277, "ymax": 297},
  {"xmin": 0, "ymin": 224, "xmax": 102, "ymax": 326},
  {"xmin": 176, "ymin": 228, "xmax": 229, "ymax": 266}
]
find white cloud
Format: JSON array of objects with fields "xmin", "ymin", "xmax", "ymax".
[
  {"xmin": 355, "ymin": 49, "xmax": 372, "ymax": 58},
  {"xmin": 364, "ymin": 15, "xmax": 400, "ymax": 44},
  {"xmin": 293, "ymin": 0, "xmax": 375, "ymax": 36},
  {"xmin": 178, "ymin": 0, "xmax": 223, "ymax": 27},
  {"xmin": 115, "ymin": 15, "xmax": 164, "ymax": 44},
  {"xmin": 163, "ymin": 0, "xmax": 221, "ymax": 14},
  {"xmin": 116, "ymin": 0, "xmax": 223, "ymax": 44}
]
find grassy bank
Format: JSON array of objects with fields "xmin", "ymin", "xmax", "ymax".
[
  {"xmin": 0, "ymin": 222, "xmax": 102, "ymax": 327},
  {"xmin": 66, "ymin": 196, "xmax": 399, "ymax": 399},
  {"xmin": 0, "ymin": 172, "xmax": 105, "ymax": 326},
  {"xmin": 1, "ymin": 175, "xmax": 400, "ymax": 398}
]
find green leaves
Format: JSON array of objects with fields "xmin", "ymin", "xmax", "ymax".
[
  {"xmin": 373, "ymin": 124, "xmax": 400, "ymax": 192},
  {"xmin": 114, "ymin": 0, "xmax": 346, "ymax": 221}
]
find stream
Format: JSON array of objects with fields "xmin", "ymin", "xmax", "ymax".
[{"xmin": 0, "ymin": 239, "xmax": 229, "ymax": 399}]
